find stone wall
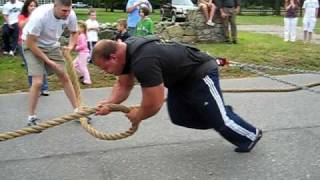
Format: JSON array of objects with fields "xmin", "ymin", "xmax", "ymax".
[
  {"xmin": 157, "ymin": 9, "xmax": 226, "ymax": 44},
  {"xmin": 0, "ymin": 10, "xmax": 226, "ymax": 53}
]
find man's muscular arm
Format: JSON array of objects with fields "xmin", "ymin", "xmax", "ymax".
[{"xmin": 125, "ymin": 83, "xmax": 165, "ymax": 126}]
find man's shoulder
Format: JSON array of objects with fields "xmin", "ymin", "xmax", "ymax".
[{"xmin": 32, "ymin": 4, "xmax": 53, "ymax": 16}]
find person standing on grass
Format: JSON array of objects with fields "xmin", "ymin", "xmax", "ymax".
[
  {"xmin": 135, "ymin": 7, "xmax": 154, "ymax": 37},
  {"xmin": 217, "ymin": 0, "xmax": 240, "ymax": 44},
  {"xmin": 2, "ymin": 0, "xmax": 24, "ymax": 56},
  {"xmin": 283, "ymin": 0, "xmax": 300, "ymax": 42},
  {"xmin": 73, "ymin": 21, "xmax": 92, "ymax": 85},
  {"xmin": 85, "ymin": 8, "xmax": 99, "ymax": 63},
  {"xmin": 302, "ymin": 0, "xmax": 319, "ymax": 43},
  {"xmin": 22, "ymin": 0, "xmax": 79, "ymax": 126},
  {"xmin": 18, "ymin": 0, "xmax": 50, "ymax": 96},
  {"xmin": 126, "ymin": 0, "xmax": 152, "ymax": 35}
]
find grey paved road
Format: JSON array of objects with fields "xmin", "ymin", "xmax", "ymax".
[{"xmin": 1, "ymin": 74, "xmax": 320, "ymax": 180}]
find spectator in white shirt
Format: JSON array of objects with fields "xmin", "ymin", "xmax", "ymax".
[
  {"xmin": 2, "ymin": 0, "xmax": 23, "ymax": 56},
  {"xmin": 302, "ymin": 0, "xmax": 319, "ymax": 43},
  {"xmin": 85, "ymin": 8, "xmax": 99, "ymax": 63}
]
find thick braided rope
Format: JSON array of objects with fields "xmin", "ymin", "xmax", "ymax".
[
  {"xmin": 221, "ymin": 61, "xmax": 320, "ymax": 93},
  {"xmin": 64, "ymin": 50, "xmax": 82, "ymax": 106},
  {"xmin": 0, "ymin": 105, "xmax": 138, "ymax": 142},
  {"xmin": 63, "ymin": 51, "xmax": 138, "ymax": 140},
  {"xmin": 222, "ymin": 82, "xmax": 320, "ymax": 93},
  {"xmin": 0, "ymin": 107, "xmax": 96, "ymax": 141},
  {"xmin": 79, "ymin": 105, "xmax": 138, "ymax": 140}
]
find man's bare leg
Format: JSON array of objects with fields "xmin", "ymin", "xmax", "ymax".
[
  {"xmin": 57, "ymin": 72, "xmax": 79, "ymax": 109},
  {"xmin": 304, "ymin": 31, "xmax": 308, "ymax": 43},
  {"xmin": 201, "ymin": 5, "xmax": 209, "ymax": 22},
  {"xmin": 308, "ymin": 32, "xmax": 312, "ymax": 42},
  {"xmin": 208, "ymin": 5, "xmax": 216, "ymax": 22},
  {"xmin": 28, "ymin": 75, "xmax": 43, "ymax": 116}
]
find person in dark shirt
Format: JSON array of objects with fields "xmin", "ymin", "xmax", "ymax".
[
  {"xmin": 284, "ymin": 0, "xmax": 299, "ymax": 42},
  {"xmin": 217, "ymin": 0, "xmax": 240, "ymax": 44},
  {"xmin": 92, "ymin": 37, "xmax": 263, "ymax": 153},
  {"xmin": 113, "ymin": 19, "xmax": 131, "ymax": 42}
]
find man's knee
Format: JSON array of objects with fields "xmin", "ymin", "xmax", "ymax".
[
  {"xmin": 57, "ymin": 72, "xmax": 70, "ymax": 83},
  {"xmin": 200, "ymin": 5, "xmax": 208, "ymax": 11},
  {"xmin": 31, "ymin": 76, "xmax": 44, "ymax": 88}
]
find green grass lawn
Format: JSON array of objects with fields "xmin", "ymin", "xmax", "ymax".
[
  {"xmin": 75, "ymin": 9, "xmax": 161, "ymax": 23},
  {"xmin": 0, "ymin": 10, "xmax": 320, "ymax": 94}
]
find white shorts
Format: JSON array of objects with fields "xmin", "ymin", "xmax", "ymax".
[{"xmin": 303, "ymin": 17, "xmax": 317, "ymax": 32}]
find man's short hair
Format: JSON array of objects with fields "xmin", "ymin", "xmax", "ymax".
[
  {"xmin": 55, "ymin": 0, "xmax": 72, "ymax": 6},
  {"xmin": 92, "ymin": 40, "xmax": 117, "ymax": 63},
  {"xmin": 117, "ymin": 19, "xmax": 127, "ymax": 29}
]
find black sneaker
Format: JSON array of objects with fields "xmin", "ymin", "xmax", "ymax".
[{"xmin": 234, "ymin": 129, "xmax": 263, "ymax": 153}]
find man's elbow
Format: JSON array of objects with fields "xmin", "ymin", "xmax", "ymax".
[{"xmin": 144, "ymin": 103, "xmax": 163, "ymax": 118}]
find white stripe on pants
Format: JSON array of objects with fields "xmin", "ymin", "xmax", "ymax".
[{"xmin": 203, "ymin": 76, "xmax": 256, "ymax": 141}]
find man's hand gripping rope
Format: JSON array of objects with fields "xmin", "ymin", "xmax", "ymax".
[{"xmin": 0, "ymin": 104, "xmax": 139, "ymax": 142}]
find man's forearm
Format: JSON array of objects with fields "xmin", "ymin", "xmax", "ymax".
[
  {"xmin": 106, "ymin": 76, "xmax": 134, "ymax": 104},
  {"xmin": 26, "ymin": 36, "xmax": 50, "ymax": 63},
  {"xmin": 68, "ymin": 32, "xmax": 78, "ymax": 49},
  {"xmin": 135, "ymin": 101, "xmax": 163, "ymax": 121},
  {"xmin": 127, "ymin": 1, "xmax": 142, "ymax": 13},
  {"xmin": 136, "ymin": 85, "xmax": 165, "ymax": 120},
  {"xmin": 107, "ymin": 84, "xmax": 131, "ymax": 104}
]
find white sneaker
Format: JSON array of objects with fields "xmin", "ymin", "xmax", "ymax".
[
  {"xmin": 9, "ymin": 50, "xmax": 14, "ymax": 56},
  {"xmin": 40, "ymin": 90, "xmax": 50, "ymax": 96},
  {"xmin": 206, "ymin": 21, "xmax": 215, "ymax": 27},
  {"xmin": 3, "ymin": 51, "xmax": 9, "ymax": 55}
]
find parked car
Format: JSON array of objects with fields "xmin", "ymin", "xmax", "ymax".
[
  {"xmin": 72, "ymin": 2, "xmax": 89, "ymax": 8},
  {"xmin": 160, "ymin": 0, "xmax": 198, "ymax": 22}
]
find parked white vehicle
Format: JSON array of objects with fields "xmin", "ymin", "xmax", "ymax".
[
  {"xmin": 72, "ymin": 2, "xmax": 89, "ymax": 8},
  {"xmin": 160, "ymin": 0, "xmax": 198, "ymax": 22}
]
